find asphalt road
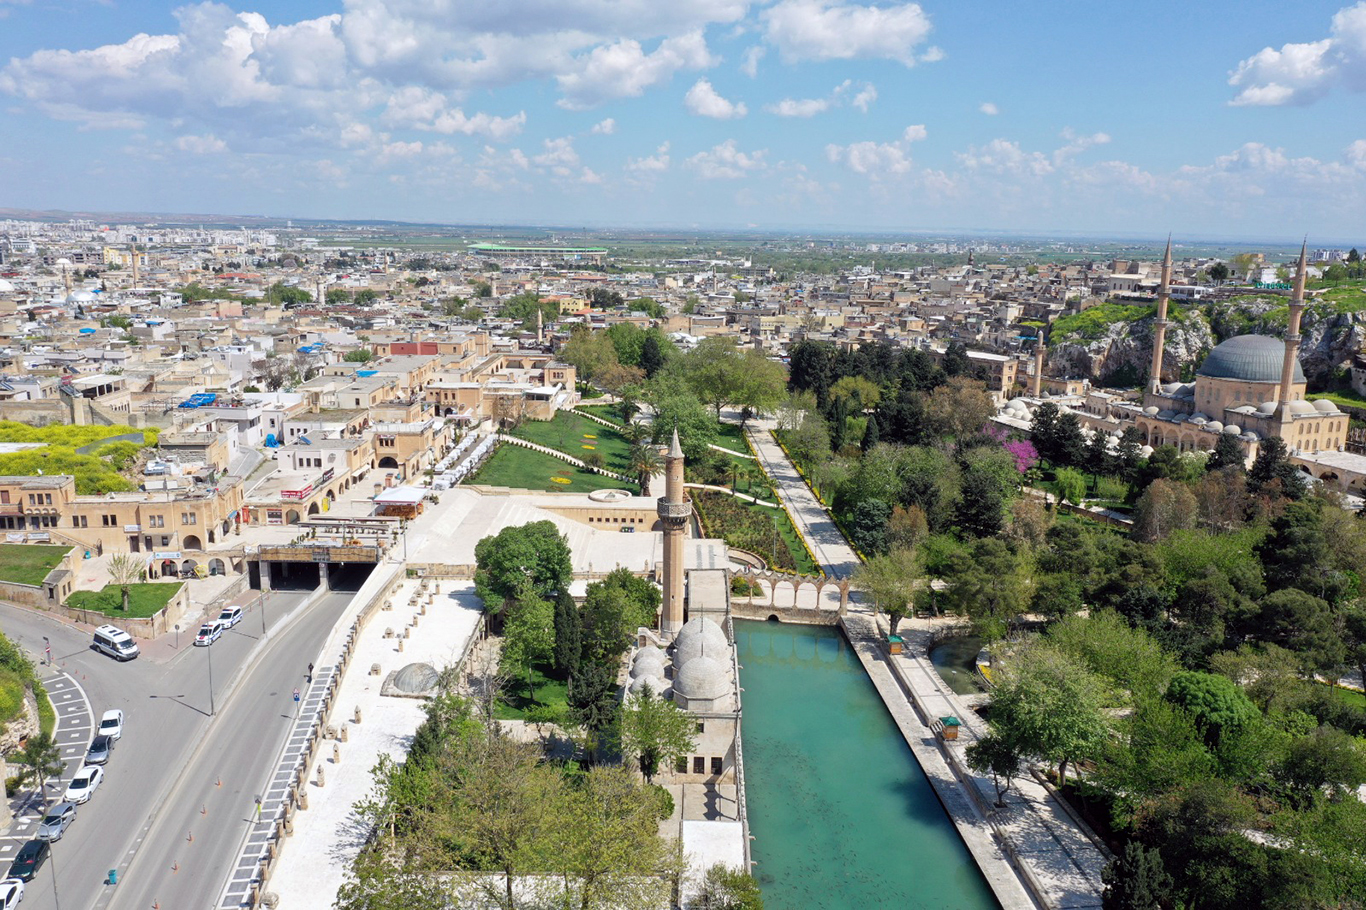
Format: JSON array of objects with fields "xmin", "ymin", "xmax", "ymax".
[{"xmin": 0, "ymin": 586, "xmax": 351, "ymax": 910}]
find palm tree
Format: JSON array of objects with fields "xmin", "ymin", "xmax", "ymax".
[
  {"xmin": 630, "ymin": 444, "xmax": 663, "ymax": 497},
  {"xmin": 14, "ymin": 731, "xmax": 64, "ymax": 811},
  {"xmin": 622, "ymin": 420, "xmax": 650, "ymax": 446}
]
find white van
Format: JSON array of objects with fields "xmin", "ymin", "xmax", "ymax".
[{"xmin": 92, "ymin": 625, "xmax": 139, "ymax": 661}]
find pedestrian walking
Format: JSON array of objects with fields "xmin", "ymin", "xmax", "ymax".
[{"xmin": 306, "ymin": 662, "xmax": 313, "ymax": 683}]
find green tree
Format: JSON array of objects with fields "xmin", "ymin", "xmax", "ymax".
[
  {"xmin": 1279, "ymin": 726, "xmax": 1366, "ymax": 806},
  {"xmin": 567, "ymin": 659, "xmax": 619, "ymax": 753},
  {"xmin": 848, "ymin": 498, "xmax": 892, "ymax": 555},
  {"xmin": 1207, "ymin": 432, "xmax": 1246, "ymax": 472},
  {"xmin": 343, "ymin": 348, "xmax": 375, "ymax": 363},
  {"xmin": 925, "ymin": 376, "xmax": 994, "ymax": 447},
  {"xmin": 618, "ymin": 684, "xmax": 697, "ymax": 782},
  {"xmin": 326, "ymin": 288, "xmax": 353, "ymax": 305},
  {"xmin": 501, "ymin": 594, "xmax": 556, "ymax": 704},
  {"xmin": 107, "ymin": 553, "xmax": 142, "ymax": 612},
  {"xmin": 966, "ymin": 732, "xmax": 1023, "ymax": 807},
  {"xmin": 639, "ymin": 332, "xmax": 668, "ymax": 378},
  {"xmin": 990, "ymin": 643, "xmax": 1110, "ymax": 784},
  {"xmin": 560, "ymin": 326, "xmax": 620, "ymax": 384},
  {"xmin": 853, "ymin": 549, "xmax": 918, "ymax": 634},
  {"xmin": 860, "ymin": 414, "xmax": 880, "ymax": 452},
  {"xmin": 265, "ymin": 282, "xmax": 312, "ymax": 305},
  {"xmin": 629, "ymin": 443, "xmax": 662, "ymax": 497},
  {"xmin": 552, "ymin": 591, "xmax": 582, "ymax": 679},
  {"xmin": 695, "ymin": 864, "xmax": 765, "ymax": 910},
  {"xmin": 1257, "ymin": 588, "xmax": 1344, "ymax": 673},
  {"xmin": 1053, "ymin": 466, "xmax": 1087, "ymax": 507},
  {"xmin": 1101, "ymin": 842, "xmax": 1175, "ymax": 910},
  {"xmin": 955, "ymin": 465, "xmax": 1007, "ymax": 537},
  {"xmin": 474, "ymin": 521, "xmax": 573, "ymax": 615},
  {"xmin": 1132, "ymin": 478, "xmax": 1198, "ymax": 542},
  {"xmin": 587, "ymin": 286, "xmax": 625, "ymax": 309},
  {"xmin": 1209, "ymin": 261, "xmax": 1230, "ymax": 283},
  {"xmin": 942, "ymin": 538, "xmax": 1031, "ymax": 640},
  {"xmin": 1165, "ymin": 671, "xmax": 1258, "ymax": 750},
  {"xmin": 473, "ymin": 280, "xmax": 493, "ymax": 298},
  {"xmin": 648, "ymin": 382, "xmax": 717, "ymax": 461},
  {"xmin": 1248, "ymin": 436, "xmax": 1306, "ymax": 500},
  {"xmin": 13, "ymin": 731, "xmax": 64, "ymax": 809}
]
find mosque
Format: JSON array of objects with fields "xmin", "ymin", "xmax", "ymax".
[{"xmin": 1005, "ymin": 241, "xmax": 1352, "ymax": 473}]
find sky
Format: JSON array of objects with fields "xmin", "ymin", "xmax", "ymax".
[{"xmin": 1, "ymin": 0, "xmax": 1365, "ymax": 241}]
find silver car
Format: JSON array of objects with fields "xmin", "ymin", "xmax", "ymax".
[{"xmin": 37, "ymin": 802, "xmax": 76, "ymax": 841}]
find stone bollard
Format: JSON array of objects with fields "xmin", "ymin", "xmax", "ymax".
[
  {"xmin": 299, "ymin": 789, "xmax": 310, "ymax": 811},
  {"xmin": 262, "ymin": 893, "xmax": 279, "ymax": 909},
  {"xmin": 370, "ymin": 663, "xmax": 380, "ymax": 676},
  {"xmin": 250, "ymin": 883, "xmax": 260, "ymax": 906},
  {"xmin": 333, "ymin": 742, "xmax": 341, "ymax": 764},
  {"xmin": 354, "ymin": 705, "xmax": 362, "ymax": 724},
  {"xmin": 268, "ymin": 840, "xmax": 278, "ymax": 861},
  {"xmin": 276, "ymin": 819, "xmax": 285, "ymax": 841},
  {"xmin": 397, "ymin": 638, "xmax": 404, "ymax": 652},
  {"xmin": 325, "ymin": 724, "xmax": 337, "ymax": 740},
  {"xmin": 285, "ymin": 816, "xmax": 294, "ymax": 836},
  {"xmin": 317, "ymin": 765, "xmax": 326, "ymax": 787},
  {"xmin": 384, "ymin": 627, "xmax": 394, "ymax": 638},
  {"xmin": 339, "ymin": 723, "xmax": 349, "ymax": 742}
]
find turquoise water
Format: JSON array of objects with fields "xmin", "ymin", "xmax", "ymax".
[
  {"xmin": 736, "ymin": 620, "xmax": 998, "ymax": 910},
  {"xmin": 929, "ymin": 635, "xmax": 987, "ymax": 695}
]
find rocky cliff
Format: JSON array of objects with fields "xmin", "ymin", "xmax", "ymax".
[{"xmin": 1048, "ymin": 296, "xmax": 1365, "ymax": 387}]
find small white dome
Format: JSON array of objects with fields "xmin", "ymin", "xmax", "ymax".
[
  {"xmin": 66, "ymin": 290, "xmax": 96, "ymax": 304},
  {"xmin": 1257, "ymin": 401, "xmax": 1278, "ymax": 415},
  {"xmin": 1313, "ymin": 399, "xmax": 1339, "ymax": 413},
  {"xmin": 1156, "ymin": 409, "xmax": 1175, "ymax": 420},
  {"xmin": 1143, "ymin": 406, "xmax": 1160, "ymax": 416},
  {"xmin": 1241, "ymin": 431, "xmax": 1260, "ymax": 441},
  {"xmin": 674, "ymin": 617, "xmax": 727, "ymax": 655},
  {"xmin": 0, "ymin": 279, "xmax": 14, "ymax": 294},
  {"xmin": 1288, "ymin": 400, "xmax": 1315, "ymax": 416},
  {"xmin": 1232, "ymin": 405, "xmax": 1256, "ymax": 415},
  {"xmin": 1223, "ymin": 424, "xmax": 1241, "ymax": 435},
  {"xmin": 673, "ymin": 656, "xmax": 729, "ymax": 701},
  {"xmin": 1140, "ymin": 445, "xmax": 1154, "ymax": 457},
  {"xmin": 632, "ymin": 646, "xmax": 666, "ymax": 669},
  {"xmin": 1163, "ymin": 381, "xmax": 1182, "ymax": 394},
  {"xmin": 629, "ymin": 675, "xmax": 664, "ymax": 696},
  {"xmin": 1191, "ymin": 412, "xmax": 1209, "ymax": 422},
  {"xmin": 1206, "ymin": 421, "xmax": 1223, "ymax": 432}
]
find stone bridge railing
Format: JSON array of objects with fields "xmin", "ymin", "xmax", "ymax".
[{"xmin": 731, "ymin": 565, "xmax": 852, "ymax": 614}]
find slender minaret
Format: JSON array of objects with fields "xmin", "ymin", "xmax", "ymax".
[
  {"xmin": 657, "ymin": 429, "xmax": 690, "ymax": 636},
  {"xmin": 1278, "ymin": 241, "xmax": 1310, "ymax": 424},
  {"xmin": 1147, "ymin": 236, "xmax": 1173, "ymax": 396},
  {"xmin": 1030, "ymin": 330, "xmax": 1046, "ymax": 398},
  {"xmin": 536, "ymin": 306, "xmax": 544, "ymax": 344},
  {"xmin": 130, "ymin": 244, "xmax": 139, "ymax": 288}
]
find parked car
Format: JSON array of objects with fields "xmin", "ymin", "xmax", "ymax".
[
  {"xmin": 194, "ymin": 620, "xmax": 224, "ymax": 646},
  {"xmin": 7, "ymin": 840, "xmax": 48, "ymax": 881},
  {"xmin": 37, "ymin": 802, "xmax": 76, "ymax": 842},
  {"xmin": 64, "ymin": 765, "xmax": 104, "ymax": 804},
  {"xmin": 98, "ymin": 708, "xmax": 125, "ymax": 740},
  {"xmin": 0, "ymin": 877, "xmax": 23, "ymax": 909},
  {"xmin": 86, "ymin": 734, "xmax": 115, "ymax": 765},
  {"xmin": 217, "ymin": 605, "xmax": 243, "ymax": 628}
]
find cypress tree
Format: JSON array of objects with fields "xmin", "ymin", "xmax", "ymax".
[
  {"xmin": 861, "ymin": 414, "xmax": 880, "ymax": 452},
  {"xmin": 552, "ymin": 590, "xmax": 581, "ymax": 679}
]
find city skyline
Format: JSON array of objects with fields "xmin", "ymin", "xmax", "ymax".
[{"xmin": 1, "ymin": 0, "xmax": 1365, "ymax": 239}]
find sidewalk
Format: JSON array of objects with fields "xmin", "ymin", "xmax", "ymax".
[{"xmin": 746, "ymin": 420, "xmax": 1106, "ymax": 910}]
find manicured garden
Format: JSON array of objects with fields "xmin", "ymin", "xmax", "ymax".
[
  {"xmin": 509, "ymin": 411, "xmax": 634, "ymax": 475},
  {"xmin": 66, "ymin": 581, "xmax": 183, "ymax": 619},
  {"xmin": 493, "ymin": 662, "xmax": 570, "ymax": 720},
  {"xmin": 0, "ymin": 544, "xmax": 70, "ymax": 586},
  {"xmin": 469, "ymin": 444, "xmax": 637, "ymax": 494},
  {"xmin": 691, "ymin": 490, "xmax": 820, "ymax": 575},
  {"xmin": 576, "ymin": 404, "xmax": 625, "ymax": 426}
]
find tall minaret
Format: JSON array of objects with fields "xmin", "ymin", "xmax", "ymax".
[
  {"xmin": 657, "ymin": 429, "xmax": 690, "ymax": 636},
  {"xmin": 1147, "ymin": 236, "xmax": 1173, "ymax": 396},
  {"xmin": 1277, "ymin": 241, "xmax": 1310, "ymax": 423},
  {"xmin": 536, "ymin": 306, "xmax": 544, "ymax": 345},
  {"xmin": 1030, "ymin": 330, "xmax": 1047, "ymax": 398},
  {"xmin": 130, "ymin": 244, "xmax": 140, "ymax": 288}
]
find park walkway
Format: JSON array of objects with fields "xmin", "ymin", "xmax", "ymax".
[{"xmin": 744, "ymin": 418, "xmax": 1106, "ymax": 910}]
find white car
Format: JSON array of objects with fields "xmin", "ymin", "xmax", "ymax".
[
  {"xmin": 0, "ymin": 877, "xmax": 23, "ymax": 909},
  {"xmin": 64, "ymin": 765, "xmax": 104, "ymax": 804},
  {"xmin": 217, "ymin": 605, "xmax": 243, "ymax": 628},
  {"xmin": 98, "ymin": 708, "xmax": 124, "ymax": 741},
  {"xmin": 194, "ymin": 620, "xmax": 224, "ymax": 646}
]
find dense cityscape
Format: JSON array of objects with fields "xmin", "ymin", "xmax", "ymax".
[{"xmin": 3, "ymin": 0, "xmax": 1366, "ymax": 908}]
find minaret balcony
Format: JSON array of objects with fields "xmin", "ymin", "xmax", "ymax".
[{"xmin": 657, "ymin": 500, "xmax": 693, "ymax": 521}]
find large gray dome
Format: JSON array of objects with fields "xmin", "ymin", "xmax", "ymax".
[
  {"xmin": 1196, "ymin": 335, "xmax": 1302, "ymax": 384},
  {"xmin": 673, "ymin": 656, "xmax": 729, "ymax": 701},
  {"xmin": 674, "ymin": 617, "xmax": 726, "ymax": 654},
  {"xmin": 391, "ymin": 662, "xmax": 439, "ymax": 694}
]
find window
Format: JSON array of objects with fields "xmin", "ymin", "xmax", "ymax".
[
  {"xmin": 44, "ymin": 494, "xmax": 52, "ymax": 505},
  {"xmin": 182, "ymin": 513, "xmax": 196, "ymax": 525},
  {"xmin": 696, "ymin": 722, "xmax": 705, "ymax": 733},
  {"xmin": 711, "ymin": 757, "xmax": 723, "ymax": 776},
  {"xmin": 0, "ymin": 491, "xmax": 7, "ymax": 504},
  {"xmin": 675, "ymin": 757, "xmax": 687, "ymax": 774},
  {"xmin": 160, "ymin": 536, "xmax": 170, "ymax": 547},
  {"xmin": 149, "ymin": 515, "xmax": 165, "ymax": 528},
  {"xmin": 692, "ymin": 756, "xmax": 705, "ymax": 775},
  {"xmin": 72, "ymin": 516, "xmax": 87, "ymax": 528}
]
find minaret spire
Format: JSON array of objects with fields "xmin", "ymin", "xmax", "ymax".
[
  {"xmin": 1030, "ymin": 329, "xmax": 1047, "ymax": 398},
  {"xmin": 657, "ymin": 428, "xmax": 690, "ymax": 636},
  {"xmin": 1147, "ymin": 236, "xmax": 1172, "ymax": 396},
  {"xmin": 1277, "ymin": 239, "xmax": 1309, "ymax": 420}
]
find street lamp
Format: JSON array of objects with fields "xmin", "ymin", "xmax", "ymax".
[
  {"xmin": 206, "ymin": 640, "xmax": 216, "ymax": 716},
  {"xmin": 48, "ymin": 845, "xmax": 62, "ymax": 910},
  {"xmin": 261, "ymin": 584, "xmax": 270, "ymax": 636},
  {"xmin": 173, "ymin": 624, "xmax": 179, "ymax": 649}
]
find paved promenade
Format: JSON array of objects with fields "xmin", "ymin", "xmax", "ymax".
[{"xmin": 745, "ymin": 419, "xmax": 1106, "ymax": 910}]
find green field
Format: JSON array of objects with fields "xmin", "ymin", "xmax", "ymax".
[
  {"xmin": 692, "ymin": 490, "xmax": 820, "ymax": 575},
  {"xmin": 510, "ymin": 411, "xmax": 634, "ymax": 475},
  {"xmin": 494, "ymin": 663, "xmax": 570, "ymax": 720},
  {"xmin": 577, "ymin": 404, "xmax": 627, "ymax": 426},
  {"xmin": 0, "ymin": 544, "xmax": 70, "ymax": 586},
  {"xmin": 66, "ymin": 582, "xmax": 183, "ymax": 619},
  {"xmin": 470, "ymin": 444, "xmax": 637, "ymax": 494}
]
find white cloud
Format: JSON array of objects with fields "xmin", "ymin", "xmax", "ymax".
[
  {"xmin": 979, "ymin": 101, "xmax": 999, "ymax": 115},
  {"xmin": 175, "ymin": 133, "xmax": 226, "ymax": 154},
  {"xmin": 686, "ymin": 139, "xmax": 766, "ymax": 179},
  {"xmin": 591, "ymin": 118, "xmax": 616, "ymax": 134},
  {"xmin": 1053, "ymin": 127, "xmax": 1111, "ymax": 164},
  {"xmin": 533, "ymin": 136, "xmax": 581, "ymax": 175},
  {"xmin": 1348, "ymin": 139, "xmax": 1366, "ymax": 169},
  {"xmin": 556, "ymin": 31, "xmax": 716, "ymax": 110},
  {"xmin": 381, "ymin": 87, "xmax": 525, "ymax": 140},
  {"xmin": 762, "ymin": 0, "xmax": 934, "ymax": 66},
  {"xmin": 825, "ymin": 124, "xmax": 926, "ymax": 176},
  {"xmin": 1228, "ymin": 2, "xmax": 1366, "ymax": 106},
  {"xmin": 740, "ymin": 45, "xmax": 766, "ymax": 77},
  {"xmin": 579, "ymin": 167, "xmax": 604, "ymax": 184},
  {"xmin": 627, "ymin": 141, "xmax": 671, "ymax": 173},
  {"xmin": 684, "ymin": 78, "xmax": 748, "ymax": 119},
  {"xmin": 766, "ymin": 80, "xmax": 876, "ymax": 117},
  {"xmin": 957, "ymin": 138, "xmax": 1055, "ymax": 176}
]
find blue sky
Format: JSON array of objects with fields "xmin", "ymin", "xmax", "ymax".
[{"xmin": 1, "ymin": 0, "xmax": 1364, "ymax": 240}]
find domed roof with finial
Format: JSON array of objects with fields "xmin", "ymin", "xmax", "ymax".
[
  {"xmin": 1197, "ymin": 335, "xmax": 1303, "ymax": 384},
  {"xmin": 674, "ymin": 656, "xmax": 729, "ymax": 701}
]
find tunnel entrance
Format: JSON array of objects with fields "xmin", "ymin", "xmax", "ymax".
[
  {"xmin": 326, "ymin": 562, "xmax": 375, "ymax": 592},
  {"xmin": 264, "ymin": 561, "xmax": 322, "ymax": 590}
]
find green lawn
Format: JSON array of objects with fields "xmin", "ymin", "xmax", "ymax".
[
  {"xmin": 0, "ymin": 544, "xmax": 70, "ymax": 586},
  {"xmin": 494, "ymin": 663, "xmax": 570, "ymax": 720},
  {"xmin": 66, "ymin": 582, "xmax": 183, "ymax": 619},
  {"xmin": 714, "ymin": 420, "xmax": 750, "ymax": 451},
  {"xmin": 511, "ymin": 411, "xmax": 634, "ymax": 475},
  {"xmin": 470, "ymin": 444, "xmax": 638, "ymax": 494},
  {"xmin": 577, "ymin": 404, "xmax": 627, "ymax": 426},
  {"xmin": 1322, "ymin": 682, "xmax": 1366, "ymax": 709}
]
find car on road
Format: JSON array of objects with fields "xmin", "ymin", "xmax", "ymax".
[
  {"xmin": 64, "ymin": 765, "xmax": 104, "ymax": 803},
  {"xmin": 37, "ymin": 802, "xmax": 76, "ymax": 842},
  {"xmin": 86, "ymin": 733, "xmax": 115, "ymax": 765},
  {"xmin": 194, "ymin": 620, "xmax": 224, "ymax": 646},
  {"xmin": 217, "ymin": 605, "xmax": 243, "ymax": 628},
  {"xmin": 98, "ymin": 708, "xmax": 125, "ymax": 740},
  {"xmin": 92, "ymin": 624, "xmax": 140, "ymax": 660},
  {"xmin": 7, "ymin": 840, "xmax": 48, "ymax": 881},
  {"xmin": 0, "ymin": 877, "xmax": 23, "ymax": 908}
]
